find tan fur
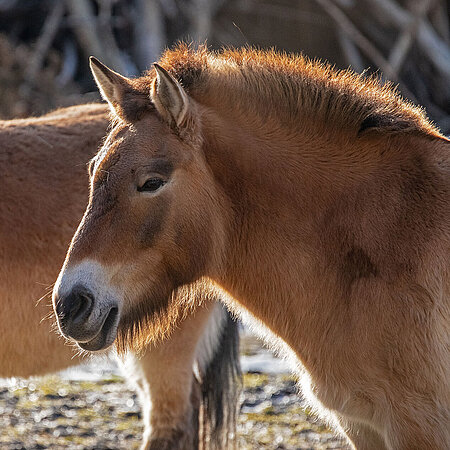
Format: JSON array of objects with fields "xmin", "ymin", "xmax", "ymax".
[
  {"xmin": 0, "ymin": 104, "xmax": 107, "ymax": 376},
  {"xmin": 55, "ymin": 47, "xmax": 450, "ymax": 450},
  {"xmin": 0, "ymin": 104, "xmax": 220, "ymax": 449}
]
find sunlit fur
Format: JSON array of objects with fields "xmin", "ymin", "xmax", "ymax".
[
  {"xmin": 0, "ymin": 104, "xmax": 239, "ymax": 449},
  {"xmin": 107, "ymin": 43, "xmax": 438, "ymax": 135},
  {"xmin": 60, "ymin": 45, "xmax": 449, "ymax": 449},
  {"xmin": 116, "ymin": 278, "xmax": 224, "ymax": 355}
]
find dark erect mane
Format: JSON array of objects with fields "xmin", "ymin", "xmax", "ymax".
[{"xmin": 141, "ymin": 44, "xmax": 440, "ymax": 137}]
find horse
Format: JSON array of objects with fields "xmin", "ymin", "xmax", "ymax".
[
  {"xmin": 52, "ymin": 45, "xmax": 450, "ymax": 449},
  {"xmin": 0, "ymin": 103, "xmax": 241, "ymax": 450}
]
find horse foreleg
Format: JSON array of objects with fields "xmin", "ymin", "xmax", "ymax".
[{"xmin": 120, "ymin": 304, "xmax": 216, "ymax": 450}]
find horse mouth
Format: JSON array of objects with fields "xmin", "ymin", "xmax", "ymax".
[{"xmin": 77, "ymin": 307, "xmax": 119, "ymax": 351}]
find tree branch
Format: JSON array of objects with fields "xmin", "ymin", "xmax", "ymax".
[
  {"xmin": 338, "ymin": 31, "xmax": 364, "ymax": 72},
  {"xmin": 313, "ymin": 0, "xmax": 398, "ymax": 80},
  {"xmin": 367, "ymin": 0, "xmax": 450, "ymax": 78},
  {"xmin": 133, "ymin": 0, "xmax": 165, "ymax": 71},
  {"xmin": 20, "ymin": 0, "xmax": 65, "ymax": 98},
  {"xmin": 388, "ymin": 0, "xmax": 435, "ymax": 76}
]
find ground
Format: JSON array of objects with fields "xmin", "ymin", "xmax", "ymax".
[{"xmin": 0, "ymin": 334, "xmax": 350, "ymax": 450}]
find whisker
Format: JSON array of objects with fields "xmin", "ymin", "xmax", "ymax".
[
  {"xmin": 36, "ymin": 291, "xmax": 51, "ymax": 306},
  {"xmin": 40, "ymin": 311, "xmax": 55, "ymax": 324},
  {"xmin": 35, "ymin": 282, "xmax": 56, "ymax": 306}
]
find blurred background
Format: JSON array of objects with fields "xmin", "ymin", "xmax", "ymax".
[
  {"xmin": 0, "ymin": 0, "xmax": 449, "ymax": 132},
  {"xmin": 1, "ymin": 1, "xmax": 450, "ymax": 449}
]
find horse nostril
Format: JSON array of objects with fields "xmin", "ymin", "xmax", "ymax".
[
  {"xmin": 71, "ymin": 289, "xmax": 94, "ymax": 324},
  {"xmin": 58, "ymin": 286, "xmax": 94, "ymax": 330}
]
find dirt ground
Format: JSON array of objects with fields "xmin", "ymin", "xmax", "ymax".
[
  {"xmin": 0, "ymin": 334, "xmax": 350, "ymax": 450},
  {"xmin": 0, "ymin": 372, "xmax": 349, "ymax": 450}
]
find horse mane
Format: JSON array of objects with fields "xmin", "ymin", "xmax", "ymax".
[{"xmin": 136, "ymin": 44, "xmax": 439, "ymax": 137}]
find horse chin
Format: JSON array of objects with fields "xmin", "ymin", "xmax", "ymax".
[
  {"xmin": 114, "ymin": 283, "xmax": 202, "ymax": 354},
  {"xmin": 77, "ymin": 307, "xmax": 120, "ymax": 352},
  {"xmin": 114, "ymin": 294, "xmax": 184, "ymax": 354},
  {"xmin": 115, "ymin": 307, "xmax": 172, "ymax": 354}
]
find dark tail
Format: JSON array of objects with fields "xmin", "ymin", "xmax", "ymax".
[{"xmin": 196, "ymin": 305, "xmax": 242, "ymax": 449}]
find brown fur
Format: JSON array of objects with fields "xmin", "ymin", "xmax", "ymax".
[
  {"xmin": 102, "ymin": 44, "xmax": 439, "ymax": 137},
  {"xmin": 0, "ymin": 104, "xmax": 107, "ymax": 376},
  {"xmin": 56, "ymin": 46, "xmax": 450, "ymax": 449},
  {"xmin": 0, "ymin": 104, "xmax": 229, "ymax": 449}
]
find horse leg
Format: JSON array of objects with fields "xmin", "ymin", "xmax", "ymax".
[{"xmin": 120, "ymin": 303, "xmax": 230, "ymax": 450}]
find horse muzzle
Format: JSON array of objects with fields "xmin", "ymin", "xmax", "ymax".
[{"xmin": 54, "ymin": 284, "xmax": 120, "ymax": 351}]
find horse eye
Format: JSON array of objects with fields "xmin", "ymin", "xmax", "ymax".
[{"xmin": 138, "ymin": 177, "xmax": 165, "ymax": 193}]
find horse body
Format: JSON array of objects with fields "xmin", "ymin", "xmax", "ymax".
[
  {"xmin": 0, "ymin": 104, "xmax": 106, "ymax": 376},
  {"xmin": 53, "ymin": 47, "xmax": 449, "ymax": 449},
  {"xmin": 203, "ymin": 98, "xmax": 450, "ymax": 449},
  {"xmin": 0, "ymin": 104, "xmax": 240, "ymax": 449}
]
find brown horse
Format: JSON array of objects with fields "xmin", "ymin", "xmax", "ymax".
[
  {"xmin": 53, "ymin": 45, "xmax": 450, "ymax": 449},
  {"xmin": 0, "ymin": 103, "xmax": 240, "ymax": 450}
]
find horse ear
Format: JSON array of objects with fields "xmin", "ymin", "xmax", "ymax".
[
  {"xmin": 151, "ymin": 63, "xmax": 189, "ymax": 128},
  {"xmin": 89, "ymin": 57, "xmax": 130, "ymax": 111}
]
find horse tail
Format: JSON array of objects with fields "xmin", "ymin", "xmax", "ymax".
[{"xmin": 194, "ymin": 303, "xmax": 242, "ymax": 449}]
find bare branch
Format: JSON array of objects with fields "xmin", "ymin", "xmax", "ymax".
[
  {"xmin": 65, "ymin": 0, "xmax": 103, "ymax": 60},
  {"xmin": 56, "ymin": 38, "xmax": 78, "ymax": 86},
  {"xmin": 232, "ymin": 1, "xmax": 327, "ymax": 26},
  {"xmin": 66, "ymin": 0, "xmax": 127, "ymax": 73},
  {"xmin": 190, "ymin": 0, "xmax": 213, "ymax": 41},
  {"xmin": 20, "ymin": 0, "xmax": 65, "ymax": 98},
  {"xmin": 97, "ymin": 0, "xmax": 129, "ymax": 74},
  {"xmin": 313, "ymin": 0, "xmax": 422, "ymax": 103},
  {"xmin": 429, "ymin": 0, "xmax": 449, "ymax": 44},
  {"xmin": 388, "ymin": 0, "xmax": 435, "ymax": 75},
  {"xmin": 133, "ymin": 0, "xmax": 165, "ymax": 71},
  {"xmin": 338, "ymin": 31, "xmax": 364, "ymax": 72},
  {"xmin": 366, "ymin": 0, "xmax": 450, "ymax": 78},
  {"xmin": 313, "ymin": 0, "xmax": 398, "ymax": 80},
  {"xmin": 188, "ymin": 0, "xmax": 226, "ymax": 42}
]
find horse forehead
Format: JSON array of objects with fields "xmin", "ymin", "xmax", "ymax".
[
  {"xmin": 95, "ymin": 115, "xmax": 184, "ymax": 177},
  {"xmin": 132, "ymin": 117, "xmax": 172, "ymax": 150},
  {"xmin": 95, "ymin": 127, "xmax": 138, "ymax": 174}
]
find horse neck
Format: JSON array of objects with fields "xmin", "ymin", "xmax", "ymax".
[{"xmin": 202, "ymin": 106, "xmax": 447, "ymax": 359}]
